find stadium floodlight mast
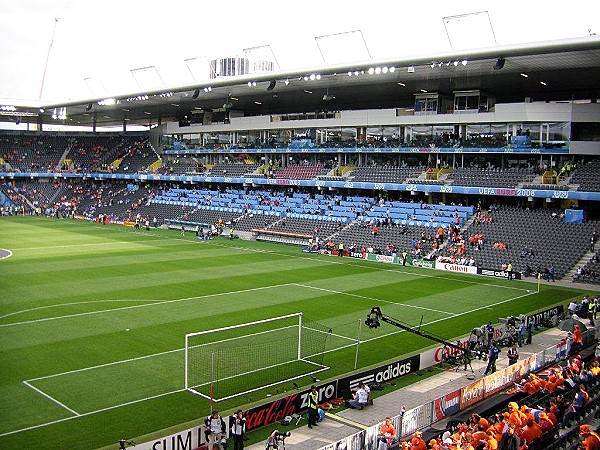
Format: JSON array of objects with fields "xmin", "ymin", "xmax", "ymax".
[
  {"xmin": 443, "ymin": 11, "xmax": 498, "ymax": 50},
  {"xmin": 243, "ymin": 44, "xmax": 281, "ymax": 72},
  {"xmin": 314, "ymin": 29, "xmax": 372, "ymax": 64},
  {"xmin": 184, "ymin": 312, "xmax": 329, "ymax": 404},
  {"xmin": 184, "ymin": 56, "xmax": 217, "ymax": 82},
  {"xmin": 130, "ymin": 65, "xmax": 165, "ymax": 90}
]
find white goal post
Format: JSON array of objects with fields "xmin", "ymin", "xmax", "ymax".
[{"xmin": 184, "ymin": 312, "xmax": 329, "ymax": 402}]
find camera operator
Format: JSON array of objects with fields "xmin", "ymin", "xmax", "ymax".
[
  {"xmin": 205, "ymin": 410, "xmax": 227, "ymax": 450},
  {"xmin": 230, "ymin": 410, "xmax": 247, "ymax": 450}
]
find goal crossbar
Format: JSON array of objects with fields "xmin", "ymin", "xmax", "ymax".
[{"xmin": 185, "ymin": 312, "xmax": 329, "ymax": 402}]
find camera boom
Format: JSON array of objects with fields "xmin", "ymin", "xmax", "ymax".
[{"xmin": 365, "ymin": 306, "xmax": 472, "ymax": 370}]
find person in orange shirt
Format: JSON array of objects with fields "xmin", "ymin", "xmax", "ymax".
[
  {"xmin": 538, "ymin": 412, "xmax": 555, "ymax": 433},
  {"xmin": 409, "ymin": 431, "xmax": 427, "ymax": 450},
  {"xmin": 520, "ymin": 419, "xmax": 542, "ymax": 445},
  {"xmin": 378, "ymin": 417, "xmax": 397, "ymax": 449},
  {"xmin": 579, "ymin": 424, "xmax": 600, "ymax": 450},
  {"xmin": 471, "ymin": 426, "xmax": 489, "ymax": 449},
  {"xmin": 469, "ymin": 413, "xmax": 490, "ymax": 429},
  {"xmin": 520, "ymin": 405, "xmax": 535, "ymax": 425},
  {"xmin": 484, "ymin": 429, "xmax": 499, "ymax": 450},
  {"xmin": 572, "ymin": 325, "xmax": 583, "ymax": 355},
  {"xmin": 547, "ymin": 403, "xmax": 560, "ymax": 428},
  {"xmin": 507, "ymin": 402, "xmax": 523, "ymax": 428}
]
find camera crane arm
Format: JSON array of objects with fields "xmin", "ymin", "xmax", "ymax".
[{"xmin": 365, "ymin": 307, "xmax": 471, "ymax": 369}]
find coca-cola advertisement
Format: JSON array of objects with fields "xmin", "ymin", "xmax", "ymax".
[{"xmin": 243, "ymin": 380, "xmax": 338, "ymax": 431}]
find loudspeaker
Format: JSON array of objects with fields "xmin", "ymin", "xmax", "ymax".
[
  {"xmin": 493, "ymin": 57, "xmax": 505, "ymax": 70},
  {"xmin": 86, "ymin": 103, "xmax": 93, "ymax": 111},
  {"xmin": 267, "ymin": 80, "xmax": 276, "ymax": 91},
  {"xmin": 192, "ymin": 89, "xmax": 200, "ymax": 99}
]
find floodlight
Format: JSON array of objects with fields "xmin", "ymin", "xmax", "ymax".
[{"xmin": 493, "ymin": 57, "xmax": 505, "ymax": 70}]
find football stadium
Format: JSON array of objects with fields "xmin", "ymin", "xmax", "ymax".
[{"xmin": 1, "ymin": 3, "xmax": 600, "ymax": 450}]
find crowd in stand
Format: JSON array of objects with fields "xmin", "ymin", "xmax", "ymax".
[{"xmin": 381, "ymin": 351, "xmax": 600, "ymax": 450}]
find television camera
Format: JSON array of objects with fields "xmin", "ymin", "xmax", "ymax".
[
  {"xmin": 118, "ymin": 439, "xmax": 136, "ymax": 450},
  {"xmin": 365, "ymin": 307, "xmax": 474, "ymax": 374},
  {"xmin": 365, "ymin": 307, "xmax": 382, "ymax": 329},
  {"xmin": 265, "ymin": 430, "xmax": 291, "ymax": 449}
]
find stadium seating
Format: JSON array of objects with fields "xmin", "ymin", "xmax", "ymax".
[
  {"xmin": 350, "ymin": 165, "xmax": 424, "ymax": 183},
  {"xmin": 446, "ymin": 167, "xmax": 536, "ymax": 188},
  {"xmin": 457, "ymin": 206, "xmax": 598, "ymax": 278},
  {"xmin": 570, "ymin": 160, "xmax": 600, "ymax": 192}
]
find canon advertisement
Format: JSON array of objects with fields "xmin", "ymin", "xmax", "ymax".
[
  {"xmin": 435, "ymin": 262, "xmax": 478, "ymax": 274},
  {"xmin": 477, "ymin": 267, "xmax": 522, "ymax": 280},
  {"xmin": 337, "ymin": 355, "xmax": 420, "ymax": 394}
]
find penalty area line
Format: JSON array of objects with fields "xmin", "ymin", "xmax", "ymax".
[
  {"xmin": 294, "ymin": 283, "xmax": 457, "ymax": 316},
  {"xmin": 0, "ymin": 388, "xmax": 185, "ymax": 438},
  {"xmin": 22, "ymin": 380, "xmax": 80, "ymax": 417}
]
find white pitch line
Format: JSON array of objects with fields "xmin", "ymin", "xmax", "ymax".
[
  {"xmin": 0, "ymin": 283, "xmax": 296, "ymax": 328},
  {"xmin": 304, "ymin": 325, "xmax": 358, "ymax": 342},
  {"xmin": 294, "ymin": 283, "xmax": 457, "ymax": 316},
  {"xmin": 4, "ymin": 288, "xmax": 536, "ymax": 438},
  {"xmin": 0, "ymin": 299, "xmax": 165, "ymax": 320},
  {"xmin": 214, "ymin": 241, "xmax": 532, "ymax": 293},
  {"xmin": 0, "ymin": 248, "xmax": 12, "ymax": 260},
  {"xmin": 14, "ymin": 238, "xmax": 169, "ymax": 251},
  {"xmin": 0, "ymin": 388, "xmax": 184, "ymax": 438},
  {"xmin": 26, "ymin": 347, "xmax": 184, "ymax": 382},
  {"xmin": 22, "ymin": 381, "xmax": 80, "ymax": 417},
  {"xmin": 306, "ymin": 289, "xmax": 538, "ymax": 358}
]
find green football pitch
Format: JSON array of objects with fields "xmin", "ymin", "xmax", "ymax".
[{"xmin": 0, "ymin": 216, "xmax": 590, "ymax": 449}]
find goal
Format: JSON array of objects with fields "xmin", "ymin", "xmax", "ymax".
[{"xmin": 185, "ymin": 313, "xmax": 330, "ymax": 402}]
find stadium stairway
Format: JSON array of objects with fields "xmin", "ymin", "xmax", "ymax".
[
  {"xmin": 245, "ymin": 324, "xmax": 595, "ymax": 450},
  {"xmin": 566, "ymin": 250, "xmax": 597, "ymax": 280}
]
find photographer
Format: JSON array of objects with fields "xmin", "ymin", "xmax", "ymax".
[
  {"xmin": 230, "ymin": 410, "xmax": 246, "ymax": 450},
  {"xmin": 346, "ymin": 382, "xmax": 369, "ymax": 410},
  {"xmin": 265, "ymin": 430, "xmax": 290, "ymax": 449},
  {"xmin": 205, "ymin": 410, "xmax": 227, "ymax": 450}
]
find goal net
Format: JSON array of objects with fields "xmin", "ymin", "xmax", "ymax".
[{"xmin": 185, "ymin": 313, "xmax": 330, "ymax": 402}]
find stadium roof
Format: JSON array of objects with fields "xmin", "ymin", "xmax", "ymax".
[{"xmin": 2, "ymin": 36, "xmax": 600, "ymax": 129}]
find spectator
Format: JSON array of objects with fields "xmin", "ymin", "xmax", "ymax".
[
  {"xmin": 579, "ymin": 424, "xmax": 600, "ymax": 450},
  {"xmin": 497, "ymin": 424, "xmax": 521, "ymax": 450},
  {"xmin": 378, "ymin": 417, "xmax": 397, "ymax": 449}
]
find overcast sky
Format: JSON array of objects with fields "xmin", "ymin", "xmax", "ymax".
[{"xmin": 0, "ymin": 0, "xmax": 598, "ymax": 104}]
